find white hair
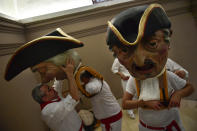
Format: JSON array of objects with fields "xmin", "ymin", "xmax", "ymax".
[{"xmin": 45, "ymin": 49, "xmax": 81, "ymax": 70}]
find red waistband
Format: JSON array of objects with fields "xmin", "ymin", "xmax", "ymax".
[
  {"xmin": 79, "ymin": 122, "xmax": 83, "ymax": 131},
  {"xmin": 100, "ymin": 111, "xmax": 122, "ymax": 131},
  {"xmin": 140, "ymin": 120, "xmax": 181, "ymax": 131}
]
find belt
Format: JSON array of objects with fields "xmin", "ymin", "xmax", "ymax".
[
  {"xmin": 140, "ymin": 120, "xmax": 181, "ymax": 131},
  {"xmin": 100, "ymin": 111, "xmax": 122, "ymax": 131}
]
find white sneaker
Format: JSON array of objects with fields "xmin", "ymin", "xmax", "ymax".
[{"xmin": 129, "ymin": 113, "xmax": 135, "ymax": 119}]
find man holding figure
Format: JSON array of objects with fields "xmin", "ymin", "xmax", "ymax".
[{"xmin": 5, "ymin": 28, "xmax": 85, "ymax": 131}]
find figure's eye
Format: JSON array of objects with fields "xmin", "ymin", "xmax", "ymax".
[
  {"xmin": 147, "ymin": 41, "xmax": 158, "ymax": 49},
  {"xmin": 150, "ymin": 42, "xmax": 157, "ymax": 47}
]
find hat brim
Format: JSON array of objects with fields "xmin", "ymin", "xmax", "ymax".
[
  {"xmin": 5, "ymin": 36, "xmax": 83, "ymax": 81},
  {"xmin": 107, "ymin": 4, "xmax": 170, "ymax": 46}
]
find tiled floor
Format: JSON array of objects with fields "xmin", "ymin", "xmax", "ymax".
[{"xmin": 95, "ymin": 99, "xmax": 197, "ymax": 131}]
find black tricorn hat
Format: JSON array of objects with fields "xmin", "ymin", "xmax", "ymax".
[
  {"xmin": 4, "ymin": 28, "xmax": 84, "ymax": 81},
  {"xmin": 106, "ymin": 3, "xmax": 171, "ymax": 46}
]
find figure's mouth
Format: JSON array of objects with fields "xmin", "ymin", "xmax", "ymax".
[{"xmin": 134, "ymin": 60, "xmax": 155, "ymax": 74}]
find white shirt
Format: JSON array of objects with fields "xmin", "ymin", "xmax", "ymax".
[
  {"xmin": 41, "ymin": 80, "xmax": 83, "ymax": 131},
  {"xmin": 111, "ymin": 58, "xmax": 130, "ymax": 76},
  {"xmin": 111, "ymin": 58, "xmax": 131, "ymax": 91},
  {"xmin": 85, "ymin": 78, "xmax": 121, "ymax": 119},
  {"xmin": 166, "ymin": 58, "xmax": 189, "ymax": 79},
  {"xmin": 126, "ymin": 71, "xmax": 186, "ymax": 128}
]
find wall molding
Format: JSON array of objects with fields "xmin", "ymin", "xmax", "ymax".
[
  {"xmin": 0, "ymin": 0, "xmax": 193, "ymax": 56},
  {"xmin": 0, "ymin": 43, "xmax": 24, "ymax": 56},
  {"xmin": 0, "ymin": 17, "xmax": 24, "ymax": 33},
  {"xmin": 23, "ymin": 0, "xmax": 157, "ymax": 31},
  {"xmin": 69, "ymin": 24, "xmax": 107, "ymax": 38},
  {"xmin": 0, "ymin": 0, "xmax": 191, "ymax": 34},
  {"xmin": 191, "ymin": 0, "xmax": 197, "ymax": 24}
]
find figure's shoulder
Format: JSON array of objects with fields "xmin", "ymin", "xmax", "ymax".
[
  {"xmin": 166, "ymin": 70, "xmax": 186, "ymax": 86},
  {"xmin": 166, "ymin": 70, "xmax": 179, "ymax": 79}
]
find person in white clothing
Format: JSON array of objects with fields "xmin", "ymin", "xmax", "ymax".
[
  {"xmin": 5, "ymin": 28, "xmax": 85, "ymax": 131},
  {"xmin": 111, "ymin": 57, "xmax": 188, "ymax": 120},
  {"xmin": 80, "ymin": 70, "xmax": 122, "ymax": 131},
  {"xmin": 166, "ymin": 58, "xmax": 189, "ymax": 80},
  {"xmin": 32, "ymin": 68, "xmax": 83, "ymax": 131},
  {"xmin": 106, "ymin": 3, "xmax": 194, "ymax": 131},
  {"xmin": 31, "ymin": 52, "xmax": 85, "ymax": 131},
  {"xmin": 125, "ymin": 70, "xmax": 190, "ymax": 131},
  {"xmin": 111, "ymin": 58, "xmax": 135, "ymax": 119}
]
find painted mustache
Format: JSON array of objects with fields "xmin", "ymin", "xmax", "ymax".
[{"xmin": 133, "ymin": 59, "xmax": 155, "ymax": 71}]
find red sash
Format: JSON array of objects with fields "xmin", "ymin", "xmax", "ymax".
[
  {"xmin": 140, "ymin": 120, "xmax": 181, "ymax": 131},
  {"xmin": 100, "ymin": 111, "xmax": 122, "ymax": 131},
  {"xmin": 79, "ymin": 122, "xmax": 83, "ymax": 131},
  {"xmin": 40, "ymin": 97, "xmax": 61, "ymax": 110}
]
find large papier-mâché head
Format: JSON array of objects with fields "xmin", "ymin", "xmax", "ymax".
[
  {"xmin": 5, "ymin": 28, "xmax": 83, "ymax": 82},
  {"xmin": 106, "ymin": 4, "xmax": 171, "ymax": 80}
]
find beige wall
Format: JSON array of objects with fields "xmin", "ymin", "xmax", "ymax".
[
  {"xmin": 0, "ymin": 55, "xmax": 49, "ymax": 131},
  {"xmin": 169, "ymin": 12, "xmax": 197, "ymax": 98},
  {"xmin": 0, "ymin": 0, "xmax": 197, "ymax": 131},
  {"xmin": 0, "ymin": 19, "xmax": 49, "ymax": 130}
]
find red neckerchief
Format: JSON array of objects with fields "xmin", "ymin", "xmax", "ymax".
[{"xmin": 40, "ymin": 96, "xmax": 61, "ymax": 110}]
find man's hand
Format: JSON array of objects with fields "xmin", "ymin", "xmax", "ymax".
[
  {"xmin": 168, "ymin": 91, "xmax": 181, "ymax": 109},
  {"xmin": 174, "ymin": 70, "xmax": 186, "ymax": 79},
  {"xmin": 143, "ymin": 100, "xmax": 163, "ymax": 110},
  {"xmin": 61, "ymin": 57, "xmax": 80, "ymax": 101},
  {"xmin": 61, "ymin": 57, "xmax": 75, "ymax": 78},
  {"xmin": 120, "ymin": 73, "xmax": 130, "ymax": 80}
]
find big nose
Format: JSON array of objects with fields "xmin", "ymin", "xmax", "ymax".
[
  {"xmin": 133, "ymin": 47, "xmax": 146, "ymax": 67},
  {"xmin": 41, "ymin": 75, "xmax": 49, "ymax": 83}
]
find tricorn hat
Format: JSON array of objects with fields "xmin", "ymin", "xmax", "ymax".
[
  {"xmin": 5, "ymin": 28, "xmax": 84, "ymax": 81},
  {"xmin": 106, "ymin": 3, "xmax": 171, "ymax": 46}
]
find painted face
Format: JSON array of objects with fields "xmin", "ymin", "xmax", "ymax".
[
  {"xmin": 40, "ymin": 85, "xmax": 58, "ymax": 102},
  {"xmin": 112, "ymin": 30, "xmax": 169, "ymax": 80},
  {"xmin": 32, "ymin": 62, "xmax": 66, "ymax": 83}
]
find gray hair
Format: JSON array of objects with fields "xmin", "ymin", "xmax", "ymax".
[
  {"xmin": 45, "ymin": 49, "xmax": 81, "ymax": 71},
  {"xmin": 32, "ymin": 83, "xmax": 45, "ymax": 104}
]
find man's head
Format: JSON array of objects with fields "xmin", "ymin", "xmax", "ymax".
[
  {"xmin": 106, "ymin": 4, "xmax": 171, "ymax": 80},
  {"xmin": 32, "ymin": 50, "xmax": 81, "ymax": 83},
  {"xmin": 80, "ymin": 71, "xmax": 93, "ymax": 85},
  {"xmin": 32, "ymin": 84, "xmax": 58, "ymax": 104}
]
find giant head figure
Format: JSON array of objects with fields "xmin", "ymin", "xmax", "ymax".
[
  {"xmin": 106, "ymin": 4, "xmax": 171, "ymax": 80},
  {"xmin": 5, "ymin": 28, "xmax": 83, "ymax": 83}
]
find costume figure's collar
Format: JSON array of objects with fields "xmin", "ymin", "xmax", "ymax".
[
  {"xmin": 155, "ymin": 67, "xmax": 166, "ymax": 78},
  {"xmin": 74, "ymin": 66, "xmax": 103, "ymax": 98},
  {"xmin": 74, "ymin": 62, "xmax": 82, "ymax": 76}
]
